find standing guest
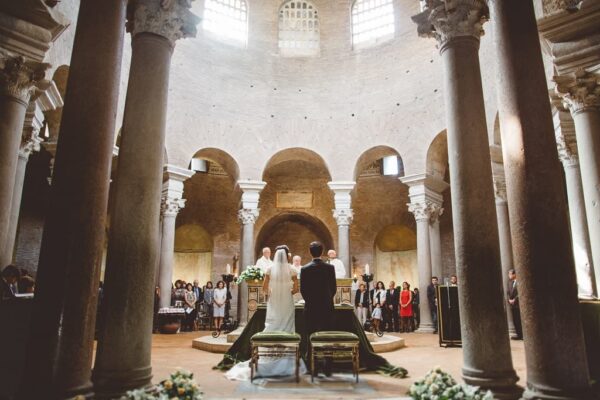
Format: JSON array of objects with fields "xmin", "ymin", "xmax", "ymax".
[
  {"xmin": 192, "ymin": 280, "xmax": 202, "ymax": 304},
  {"xmin": 427, "ymin": 276, "xmax": 439, "ymax": 334},
  {"xmin": 450, "ymin": 274, "xmax": 458, "ymax": 286},
  {"xmin": 256, "ymin": 247, "xmax": 273, "ymax": 273},
  {"xmin": 213, "ymin": 281, "xmax": 228, "ymax": 331},
  {"xmin": 354, "ymin": 283, "xmax": 369, "ymax": 326},
  {"xmin": 17, "ymin": 275, "xmax": 35, "ymax": 294},
  {"xmin": 153, "ymin": 286, "xmax": 160, "ymax": 333},
  {"xmin": 0, "ymin": 265, "xmax": 20, "ymax": 302},
  {"xmin": 399, "ymin": 282, "xmax": 414, "ymax": 332},
  {"xmin": 184, "ymin": 283, "xmax": 198, "ymax": 331},
  {"xmin": 412, "ymin": 287, "xmax": 420, "ymax": 330},
  {"xmin": 173, "ymin": 280, "xmax": 186, "ymax": 307},
  {"xmin": 385, "ymin": 281, "xmax": 400, "ymax": 332},
  {"xmin": 203, "ymin": 281, "xmax": 214, "ymax": 316},
  {"xmin": 371, "ymin": 281, "xmax": 386, "ymax": 333},
  {"xmin": 507, "ymin": 269, "xmax": 523, "ymax": 340},
  {"xmin": 327, "ymin": 249, "xmax": 346, "ymax": 279}
]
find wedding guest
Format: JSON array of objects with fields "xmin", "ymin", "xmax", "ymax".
[
  {"xmin": 184, "ymin": 283, "xmax": 198, "ymax": 331},
  {"xmin": 327, "ymin": 249, "xmax": 346, "ymax": 279},
  {"xmin": 213, "ymin": 281, "xmax": 228, "ymax": 331},
  {"xmin": 385, "ymin": 281, "xmax": 400, "ymax": 332},
  {"xmin": 507, "ymin": 269, "xmax": 523, "ymax": 340},
  {"xmin": 0, "ymin": 265, "xmax": 20, "ymax": 302},
  {"xmin": 256, "ymin": 247, "xmax": 273, "ymax": 273},
  {"xmin": 354, "ymin": 283, "xmax": 369, "ymax": 326},
  {"xmin": 173, "ymin": 280, "xmax": 186, "ymax": 307},
  {"xmin": 427, "ymin": 276, "xmax": 439, "ymax": 334},
  {"xmin": 412, "ymin": 287, "xmax": 420, "ymax": 330},
  {"xmin": 399, "ymin": 282, "xmax": 414, "ymax": 332},
  {"xmin": 192, "ymin": 280, "xmax": 202, "ymax": 303},
  {"xmin": 450, "ymin": 274, "xmax": 458, "ymax": 286},
  {"xmin": 17, "ymin": 275, "xmax": 35, "ymax": 294},
  {"xmin": 203, "ymin": 281, "xmax": 214, "ymax": 317},
  {"xmin": 371, "ymin": 281, "xmax": 386, "ymax": 332}
]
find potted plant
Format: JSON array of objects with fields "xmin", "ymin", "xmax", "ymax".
[{"xmin": 235, "ymin": 266, "xmax": 264, "ymax": 284}]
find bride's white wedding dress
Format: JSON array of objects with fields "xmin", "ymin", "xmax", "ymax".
[{"xmin": 225, "ymin": 249, "xmax": 307, "ymax": 381}]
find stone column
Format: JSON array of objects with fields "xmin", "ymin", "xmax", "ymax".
[
  {"xmin": 0, "ymin": 52, "xmax": 49, "ymax": 265},
  {"xmin": 428, "ymin": 203, "xmax": 444, "ymax": 279},
  {"xmin": 412, "ymin": 3, "xmax": 520, "ymax": 398},
  {"xmin": 237, "ymin": 180, "xmax": 266, "ymax": 325},
  {"xmin": 328, "ymin": 181, "xmax": 356, "ymax": 277},
  {"xmin": 157, "ymin": 165, "xmax": 194, "ymax": 308},
  {"xmin": 401, "ymin": 173, "xmax": 447, "ymax": 333},
  {"xmin": 92, "ymin": 1, "xmax": 198, "ymax": 398},
  {"xmin": 554, "ymin": 110, "xmax": 596, "ymax": 298},
  {"xmin": 18, "ymin": 0, "xmax": 127, "ymax": 398},
  {"xmin": 555, "ymin": 69, "xmax": 600, "ymax": 293},
  {"xmin": 3, "ymin": 103, "xmax": 43, "ymax": 262},
  {"xmin": 490, "ymin": 0, "xmax": 592, "ymax": 398}
]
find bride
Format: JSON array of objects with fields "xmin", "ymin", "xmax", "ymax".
[{"xmin": 225, "ymin": 245, "xmax": 306, "ymax": 381}]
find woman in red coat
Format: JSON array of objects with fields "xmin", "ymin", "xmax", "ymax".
[{"xmin": 399, "ymin": 281, "xmax": 413, "ymax": 332}]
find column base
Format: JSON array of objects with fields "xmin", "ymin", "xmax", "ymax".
[
  {"xmin": 522, "ymin": 383, "xmax": 595, "ymax": 400},
  {"xmin": 415, "ymin": 323, "xmax": 436, "ymax": 333},
  {"xmin": 463, "ymin": 367, "xmax": 522, "ymax": 400},
  {"xmin": 92, "ymin": 365, "xmax": 152, "ymax": 400}
]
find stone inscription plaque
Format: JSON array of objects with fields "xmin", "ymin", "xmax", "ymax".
[{"xmin": 276, "ymin": 191, "xmax": 313, "ymax": 209}]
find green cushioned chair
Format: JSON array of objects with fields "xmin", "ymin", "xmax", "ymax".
[
  {"xmin": 309, "ymin": 331, "xmax": 360, "ymax": 383},
  {"xmin": 250, "ymin": 331, "xmax": 301, "ymax": 382}
]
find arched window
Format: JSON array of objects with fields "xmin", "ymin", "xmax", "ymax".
[
  {"xmin": 203, "ymin": 0, "xmax": 248, "ymax": 45},
  {"xmin": 279, "ymin": 0, "xmax": 320, "ymax": 57},
  {"xmin": 351, "ymin": 0, "xmax": 395, "ymax": 48}
]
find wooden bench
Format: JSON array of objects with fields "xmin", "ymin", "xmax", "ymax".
[
  {"xmin": 309, "ymin": 331, "xmax": 359, "ymax": 383},
  {"xmin": 250, "ymin": 331, "xmax": 301, "ymax": 382}
]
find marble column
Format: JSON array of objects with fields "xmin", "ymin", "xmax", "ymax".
[
  {"xmin": 157, "ymin": 165, "xmax": 194, "ymax": 308},
  {"xmin": 412, "ymin": 2, "xmax": 520, "ymax": 398},
  {"xmin": 92, "ymin": 1, "xmax": 198, "ymax": 398},
  {"xmin": 490, "ymin": 0, "xmax": 592, "ymax": 398},
  {"xmin": 555, "ymin": 69, "xmax": 600, "ymax": 294},
  {"xmin": 328, "ymin": 181, "xmax": 356, "ymax": 277},
  {"xmin": 0, "ymin": 52, "xmax": 49, "ymax": 266},
  {"xmin": 3, "ymin": 104, "xmax": 43, "ymax": 262},
  {"xmin": 428, "ymin": 203, "xmax": 444, "ymax": 280},
  {"xmin": 237, "ymin": 180, "xmax": 266, "ymax": 325},
  {"xmin": 18, "ymin": 0, "xmax": 127, "ymax": 398},
  {"xmin": 554, "ymin": 111, "xmax": 596, "ymax": 298}
]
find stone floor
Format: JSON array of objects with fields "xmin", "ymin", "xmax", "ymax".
[{"xmin": 150, "ymin": 331, "xmax": 527, "ymax": 399}]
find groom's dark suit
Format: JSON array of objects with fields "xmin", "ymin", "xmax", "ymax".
[{"xmin": 300, "ymin": 258, "xmax": 337, "ymax": 337}]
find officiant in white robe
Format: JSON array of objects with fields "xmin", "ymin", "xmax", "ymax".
[
  {"xmin": 327, "ymin": 249, "xmax": 346, "ymax": 279},
  {"xmin": 256, "ymin": 247, "xmax": 273, "ymax": 273}
]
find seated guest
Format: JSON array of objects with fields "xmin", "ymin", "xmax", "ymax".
[
  {"xmin": 354, "ymin": 283, "xmax": 369, "ymax": 326},
  {"xmin": 399, "ymin": 282, "xmax": 413, "ymax": 332},
  {"xmin": 183, "ymin": 283, "xmax": 198, "ymax": 331},
  {"xmin": 1, "ymin": 265, "xmax": 20, "ymax": 302},
  {"xmin": 17, "ymin": 275, "xmax": 35, "ymax": 294},
  {"xmin": 371, "ymin": 281, "xmax": 386, "ymax": 332}
]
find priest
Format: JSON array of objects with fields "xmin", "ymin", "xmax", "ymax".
[
  {"xmin": 255, "ymin": 247, "xmax": 273, "ymax": 273},
  {"xmin": 327, "ymin": 249, "xmax": 346, "ymax": 279}
]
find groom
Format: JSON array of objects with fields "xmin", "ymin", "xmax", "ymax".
[{"xmin": 300, "ymin": 241, "xmax": 337, "ymax": 374}]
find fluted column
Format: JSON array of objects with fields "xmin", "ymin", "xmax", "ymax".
[
  {"xmin": 554, "ymin": 110, "xmax": 596, "ymax": 298},
  {"xmin": 412, "ymin": 2, "xmax": 520, "ymax": 397},
  {"xmin": 237, "ymin": 180, "xmax": 265, "ymax": 325},
  {"xmin": 92, "ymin": 1, "xmax": 199, "ymax": 397},
  {"xmin": 555, "ymin": 69, "xmax": 600, "ymax": 293},
  {"xmin": 157, "ymin": 165, "xmax": 194, "ymax": 308},
  {"xmin": 18, "ymin": 0, "xmax": 127, "ymax": 398},
  {"xmin": 490, "ymin": 0, "xmax": 592, "ymax": 398},
  {"xmin": 328, "ymin": 181, "xmax": 356, "ymax": 277},
  {"xmin": 0, "ymin": 52, "xmax": 49, "ymax": 265}
]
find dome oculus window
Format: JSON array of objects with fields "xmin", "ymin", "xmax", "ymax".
[
  {"xmin": 352, "ymin": 0, "xmax": 395, "ymax": 48},
  {"xmin": 203, "ymin": 0, "xmax": 248, "ymax": 45},
  {"xmin": 279, "ymin": 0, "xmax": 320, "ymax": 57}
]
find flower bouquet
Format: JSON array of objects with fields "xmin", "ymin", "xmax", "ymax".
[
  {"xmin": 122, "ymin": 370, "xmax": 203, "ymax": 400},
  {"xmin": 235, "ymin": 266, "xmax": 264, "ymax": 284},
  {"xmin": 409, "ymin": 367, "xmax": 493, "ymax": 400}
]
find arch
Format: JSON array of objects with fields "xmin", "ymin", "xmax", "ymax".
[
  {"xmin": 426, "ymin": 130, "xmax": 448, "ymax": 180},
  {"xmin": 351, "ymin": 0, "xmax": 395, "ymax": 48},
  {"xmin": 278, "ymin": 0, "xmax": 320, "ymax": 57},
  {"xmin": 255, "ymin": 211, "xmax": 334, "ymax": 260},
  {"xmin": 203, "ymin": 0, "xmax": 248, "ymax": 45},
  {"xmin": 353, "ymin": 145, "xmax": 404, "ymax": 181},
  {"xmin": 262, "ymin": 147, "xmax": 331, "ymax": 180},
  {"xmin": 190, "ymin": 148, "xmax": 240, "ymax": 181}
]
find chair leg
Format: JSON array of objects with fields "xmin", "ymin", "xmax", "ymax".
[
  {"xmin": 295, "ymin": 347, "xmax": 300, "ymax": 383},
  {"xmin": 310, "ymin": 347, "xmax": 315, "ymax": 383}
]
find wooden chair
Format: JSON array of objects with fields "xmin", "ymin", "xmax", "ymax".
[
  {"xmin": 250, "ymin": 331, "xmax": 301, "ymax": 383},
  {"xmin": 309, "ymin": 331, "xmax": 359, "ymax": 383}
]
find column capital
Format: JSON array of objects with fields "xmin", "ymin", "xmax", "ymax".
[
  {"xmin": 333, "ymin": 208, "xmax": 353, "ymax": 226},
  {"xmin": 429, "ymin": 203, "xmax": 444, "ymax": 223},
  {"xmin": 554, "ymin": 69, "xmax": 600, "ymax": 114},
  {"xmin": 0, "ymin": 51, "xmax": 51, "ymax": 104},
  {"xmin": 407, "ymin": 201, "xmax": 435, "ymax": 222},
  {"xmin": 19, "ymin": 101, "xmax": 45, "ymax": 160},
  {"xmin": 238, "ymin": 208, "xmax": 259, "ymax": 225},
  {"xmin": 411, "ymin": 0, "xmax": 489, "ymax": 49},
  {"xmin": 400, "ymin": 173, "xmax": 448, "ymax": 204},
  {"xmin": 328, "ymin": 181, "xmax": 356, "ymax": 210},
  {"xmin": 238, "ymin": 180, "xmax": 266, "ymax": 210},
  {"xmin": 160, "ymin": 196, "xmax": 185, "ymax": 217},
  {"xmin": 126, "ymin": 0, "xmax": 200, "ymax": 46}
]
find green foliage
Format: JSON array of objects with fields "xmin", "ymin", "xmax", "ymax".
[
  {"xmin": 122, "ymin": 370, "xmax": 203, "ymax": 400},
  {"xmin": 409, "ymin": 367, "xmax": 493, "ymax": 400},
  {"xmin": 235, "ymin": 266, "xmax": 265, "ymax": 284}
]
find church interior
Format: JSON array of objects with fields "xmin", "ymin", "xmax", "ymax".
[{"xmin": 0, "ymin": 0, "xmax": 599, "ymax": 399}]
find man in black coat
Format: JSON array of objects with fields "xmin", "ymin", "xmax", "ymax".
[
  {"xmin": 300, "ymin": 241, "xmax": 337, "ymax": 374},
  {"xmin": 507, "ymin": 269, "xmax": 523, "ymax": 340},
  {"xmin": 427, "ymin": 276, "xmax": 439, "ymax": 334},
  {"xmin": 385, "ymin": 281, "xmax": 400, "ymax": 332}
]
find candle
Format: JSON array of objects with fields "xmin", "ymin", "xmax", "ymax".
[
  {"xmin": 365, "ymin": 264, "xmax": 370, "ymax": 275},
  {"xmin": 354, "ymin": 274, "xmax": 357, "ymax": 279},
  {"xmin": 226, "ymin": 264, "xmax": 231, "ymax": 274}
]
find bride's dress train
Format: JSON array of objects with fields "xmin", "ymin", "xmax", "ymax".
[{"xmin": 225, "ymin": 249, "xmax": 307, "ymax": 381}]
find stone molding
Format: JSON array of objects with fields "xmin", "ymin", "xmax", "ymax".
[
  {"xmin": 238, "ymin": 208, "xmax": 259, "ymax": 225},
  {"xmin": 19, "ymin": 102, "xmax": 45, "ymax": 160},
  {"xmin": 161, "ymin": 196, "xmax": 186, "ymax": 217},
  {"xmin": 161, "ymin": 164, "xmax": 194, "ymax": 217},
  {"xmin": 0, "ymin": 51, "xmax": 50, "ymax": 104},
  {"xmin": 328, "ymin": 181, "xmax": 356, "ymax": 210},
  {"xmin": 411, "ymin": 0, "xmax": 488, "ymax": 49},
  {"xmin": 332, "ymin": 208, "xmax": 353, "ymax": 226},
  {"xmin": 126, "ymin": 0, "xmax": 200, "ymax": 45},
  {"xmin": 555, "ymin": 69, "xmax": 600, "ymax": 114},
  {"xmin": 543, "ymin": 0, "xmax": 584, "ymax": 15},
  {"xmin": 429, "ymin": 203, "xmax": 444, "ymax": 223},
  {"xmin": 407, "ymin": 201, "xmax": 435, "ymax": 222},
  {"xmin": 238, "ymin": 180, "xmax": 266, "ymax": 210}
]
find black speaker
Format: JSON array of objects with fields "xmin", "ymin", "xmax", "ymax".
[{"xmin": 437, "ymin": 285, "xmax": 462, "ymax": 347}]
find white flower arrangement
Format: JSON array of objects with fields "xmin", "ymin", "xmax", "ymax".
[
  {"xmin": 122, "ymin": 370, "xmax": 203, "ymax": 400},
  {"xmin": 235, "ymin": 265, "xmax": 264, "ymax": 284},
  {"xmin": 409, "ymin": 367, "xmax": 494, "ymax": 400}
]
